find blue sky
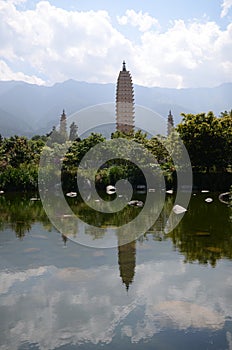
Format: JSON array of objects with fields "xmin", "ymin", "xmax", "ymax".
[
  {"xmin": 0, "ymin": 0, "xmax": 232, "ymax": 88},
  {"xmin": 22, "ymin": 0, "xmax": 227, "ymax": 25}
]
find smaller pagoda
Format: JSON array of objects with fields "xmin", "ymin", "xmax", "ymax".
[{"xmin": 167, "ymin": 110, "xmax": 174, "ymax": 136}]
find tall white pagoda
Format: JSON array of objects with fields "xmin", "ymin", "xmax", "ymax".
[{"xmin": 116, "ymin": 61, "xmax": 135, "ymax": 133}]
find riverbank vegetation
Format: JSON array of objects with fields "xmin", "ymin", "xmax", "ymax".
[{"xmin": 0, "ymin": 110, "xmax": 231, "ymax": 192}]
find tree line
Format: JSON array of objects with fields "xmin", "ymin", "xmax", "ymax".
[{"xmin": 0, "ymin": 110, "xmax": 231, "ymax": 191}]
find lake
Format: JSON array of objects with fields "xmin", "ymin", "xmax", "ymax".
[{"xmin": 0, "ymin": 191, "xmax": 232, "ymax": 350}]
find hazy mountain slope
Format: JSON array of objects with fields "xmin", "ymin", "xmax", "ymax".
[
  {"xmin": 0, "ymin": 80, "xmax": 231, "ymax": 136},
  {"xmin": 0, "ymin": 107, "xmax": 31, "ymax": 136}
]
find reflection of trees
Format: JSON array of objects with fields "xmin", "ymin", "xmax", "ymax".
[
  {"xmin": 49, "ymin": 196, "xmax": 140, "ymax": 241},
  {"xmin": 0, "ymin": 194, "xmax": 52, "ymax": 238},
  {"xmin": 144, "ymin": 195, "xmax": 174, "ymax": 241},
  {"xmin": 70, "ymin": 192, "xmax": 165, "ymax": 246},
  {"xmin": 2, "ymin": 191, "xmax": 232, "ymax": 271},
  {"xmin": 170, "ymin": 195, "xmax": 232, "ymax": 267},
  {"xmin": 74, "ymin": 200, "xmax": 139, "ymax": 229}
]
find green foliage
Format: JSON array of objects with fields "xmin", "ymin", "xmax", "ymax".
[
  {"xmin": 0, "ymin": 135, "xmax": 45, "ymax": 191},
  {"xmin": 146, "ymin": 136, "xmax": 169, "ymax": 164},
  {"xmin": 0, "ymin": 164, "xmax": 38, "ymax": 191},
  {"xmin": 2, "ymin": 136, "xmax": 31, "ymax": 167},
  {"xmin": 69, "ymin": 122, "xmax": 79, "ymax": 141},
  {"xmin": 230, "ymin": 185, "xmax": 232, "ymax": 208},
  {"xmin": 47, "ymin": 126, "xmax": 67, "ymax": 145},
  {"xmin": 0, "ymin": 110, "xmax": 231, "ymax": 192},
  {"xmin": 219, "ymin": 110, "xmax": 232, "ymax": 166},
  {"xmin": 177, "ymin": 111, "xmax": 232, "ymax": 172},
  {"xmin": 63, "ymin": 133, "xmax": 106, "ymax": 171},
  {"xmin": 0, "ymin": 135, "xmax": 45, "ymax": 168},
  {"xmin": 31, "ymin": 134, "xmax": 47, "ymax": 142}
]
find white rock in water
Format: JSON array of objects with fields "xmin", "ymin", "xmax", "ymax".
[
  {"xmin": 173, "ymin": 204, "xmax": 187, "ymax": 214},
  {"xmin": 128, "ymin": 200, "xmax": 144, "ymax": 207},
  {"xmin": 66, "ymin": 192, "xmax": 77, "ymax": 197},
  {"xmin": 205, "ymin": 197, "xmax": 213, "ymax": 203},
  {"xmin": 106, "ymin": 185, "xmax": 116, "ymax": 194}
]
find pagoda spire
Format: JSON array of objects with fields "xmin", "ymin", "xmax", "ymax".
[{"xmin": 122, "ymin": 60, "xmax": 126, "ymax": 71}]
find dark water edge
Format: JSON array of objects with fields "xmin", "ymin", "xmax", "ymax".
[
  {"xmin": 0, "ymin": 168, "xmax": 231, "ymax": 193},
  {"xmin": 192, "ymin": 172, "xmax": 232, "ymax": 191}
]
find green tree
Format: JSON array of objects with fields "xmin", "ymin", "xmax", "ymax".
[
  {"xmin": 2, "ymin": 136, "xmax": 32, "ymax": 167},
  {"xmin": 69, "ymin": 122, "xmax": 79, "ymax": 141},
  {"xmin": 31, "ymin": 134, "xmax": 47, "ymax": 142},
  {"xmin": 63, "ymin": 133, "xmax": 106, "ymax": 170},
  {"xmin": 47, "ymin": 126, "xmax": 66, "ymax": 145},
  {"xmin": 177, "ymin": 112, "xmax": 230, "ymax": 172},
  {"xmin": 219, "ymin": 110, "xmax": 232, "ymax": 167}
]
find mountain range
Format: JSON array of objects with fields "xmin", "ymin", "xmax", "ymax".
[{"xmin": 0, "ymin": 79, "xmax": 231, "ymax": 137}]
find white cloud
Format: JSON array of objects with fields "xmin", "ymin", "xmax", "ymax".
[
  {"xmin": 0, "ymin": 1, "xmax": 134, "ymax": 85},
  {"xmin": 221, "ymin": 0, "xmax": 232, "ymax": 17},
  {"xmin": 1, "ymin": 257, "xmax": 232, "ymax": 350},
  {"xmin": 117, "ymin": 9, "xmax": 159, "ymax": 32},
  {"xmin": 0, "ymin": 266, "xmax": 47, "ymax": 294},
  {"xmin": 0, "ymin": 59, "xmax": 45, "ymax": 84},
  {"xmin": 155, "ymin": 301, "xmax": 224, "ymax": 329},
  {"xmin": 131, "ymin": 19, "xmax": 232, "ymax": 88},
  {"xmin": 0, "ymin": 1, "xmax": 232, "ymax": 87}
]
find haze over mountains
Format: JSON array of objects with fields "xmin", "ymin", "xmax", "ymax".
[{"xmin": 0, "ymin": 79, "xmax": 231, "ymax": 137}]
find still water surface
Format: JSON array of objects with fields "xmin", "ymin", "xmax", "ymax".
[{"xmin": 0, "ymin": 192, "xmax": 232, "ymax": 350}]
